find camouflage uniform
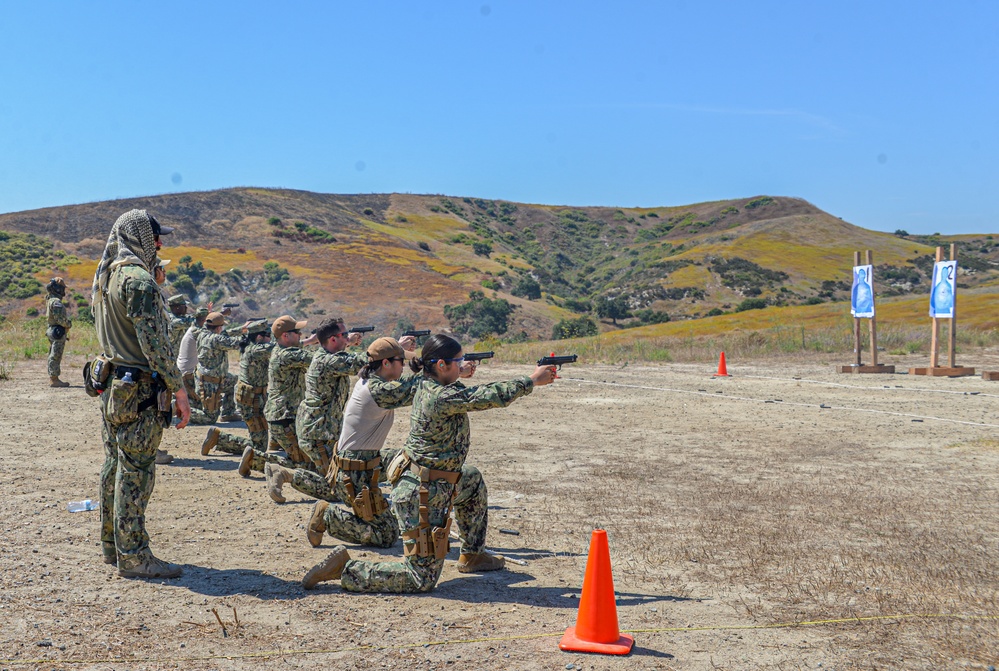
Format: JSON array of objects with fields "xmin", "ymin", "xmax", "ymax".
[
  {"xmin": 241, "ymin": 343, "xmax": 314, "ymax": 473},
  {"xmin": 190, "ymin": 327, "xmax": 241, "ymax": 423},
  {"xmin": 45, "ymin": 294, "xmax": 72, "ymax": 378},
  {"xmin": 214, "ymin": 340, "xmax": 275, "ymax": 454},
  {"xmin": 168, "ymin": 314, "xmax": 194, "ymax": 356},
  {"xmin": 340, "ymin": 375, "xmax": 533, "ymax": 593},
  {"xmin": 95, "ymin": 259, "xmax": 183, "ymax": 571},
  {"xmin": 318, "ymin": 375, "xmax": 420, "ymax": 547}
]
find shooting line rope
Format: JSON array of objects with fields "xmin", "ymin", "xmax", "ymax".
[{"xmin": 3, "ymin": 613, "xmax": 997, "ymax": 665}]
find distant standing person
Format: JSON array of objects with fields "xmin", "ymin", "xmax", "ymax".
[
  {"xmin": 176, "ymin": 306, "xmax": 209, "ymax": 411},
  {"xmin": 91, "ymin": 209, "xmax": 191, "ymax": 579},
  {"xmin": 45, "ymin": 277, "xmax": 72, "ymax": 387}
]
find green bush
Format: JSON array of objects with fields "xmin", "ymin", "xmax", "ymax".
[
  {"xmin": 705, "ymin": 307, "xmax": 724, "ymax": 317},
  {"xmin": 552, "ymin": 316, "xmax": 598, "ymax": 340},
  {"xmin": 511, "ymin": 276, "xmax": 541, "ymax": 300},
  {"xmin": 25, "ymin": 307, "xmax": 39, "ymax": 317},
  {"xmin": 472, "ymin": 241, "xmax": 493, "ymax": 257},
  {"xmin": 736, "ymin": 298, "xmax": 768, "ymax": 312},
  {"xmin": 444, "ymin": 291, "xmax": 515, "ymax": 339}
]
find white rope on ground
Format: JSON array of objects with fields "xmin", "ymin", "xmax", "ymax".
[
  {"xmin": 740, "ymin": 373, "xmax": 999, "ymax": 398},
  {"xmin": 561, "ymin": 377, "xmax": 999, "ymax": 429}
]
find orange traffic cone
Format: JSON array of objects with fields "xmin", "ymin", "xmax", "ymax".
[
  {"xmin": 559, "ymin": 529, "xmax": 634, "ymax": 655},
  {"xmin": 713, "ymin": 351, "xmax": 732, "ymax": 377}
]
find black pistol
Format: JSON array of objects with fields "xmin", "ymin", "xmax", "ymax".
[{"xmin": 464, "ymin": 351, "xmax": 494, "ymax": 362}]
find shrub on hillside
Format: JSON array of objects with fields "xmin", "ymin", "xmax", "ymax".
[
  {"xmin": 552, "ymin": 316, "xmax": 598, "ymax": 340},
  {"xmin": 735, "ymin": 298, "xmax": 768, "ymax": 312},
  {"xmin": 444, "ymin": 291, "xmax": 515, "ymax": 339},
  {"xmin": 511, "ymin": 276, "xmax": 541, "ymax": 300}
]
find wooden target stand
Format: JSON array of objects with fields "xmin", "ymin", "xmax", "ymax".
[
  {"xmin": 838, "ymin": 250, "xmax": 895, "ymax": 374},
  {"xmin": 909, "ymin": 244, "xmax": 975, "ymax": 378}
]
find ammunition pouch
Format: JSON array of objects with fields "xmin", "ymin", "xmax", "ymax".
[
  {"xmin": 245, "ymin": 414, "xmax": 267, "ymax": 433},
  {"xmin": 386, "ymin": 451, "xmax": 411, "ymax": 485},
  {"xmin": 235, "ymin": 381, "xmax": 266, "ymax": 406},
  {"xmin": 198, "ymin": 372, "xmax": 223, "ymax": 414},
  {"xmin": 83, "ymin": 356, "xmax": 112, "ymax": 398},
  {"xmin": 400, "ymin": 463, "xmax": 460, "ymax": 559},
  {"xmin": 104, "ymin": 368, "xmax": 155, "ymax": 424},
  {"xmin": 335, "ymin": 454, "xmax": 388, "ymax": 522}
]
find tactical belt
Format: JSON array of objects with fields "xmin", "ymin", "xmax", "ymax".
[
  {"xmin": 114, "ymin": 366, "xmax": 154, "ymax": 382},
  {"xmin": 198, "ymin": 373, "xmax": 222, "ymax": 384},
  {"xmin": 334, "ymin": 454, "xmax": 381, "ymax": 471},
  {"xmin": 240, "ymin": 384, "xmax": 266, "ymax": 395},
  {"xmin": 401, "ymin": 463, "xmax": 460, "ymax": 559}
]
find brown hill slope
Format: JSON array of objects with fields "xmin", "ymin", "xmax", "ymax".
[{"xmin": 2, "ymin": 189, "xmax": 996, "ymax": 338}]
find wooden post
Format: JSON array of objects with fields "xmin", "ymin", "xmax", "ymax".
[
  {"xmin": 949, "ymin": 243, "xmax": 957, "ymax": 368},
  {"xmin": 867, "ymin": 249, "xmax": 878, "ymax": 367},
  {"xmin": 910, "ymin": 242, "xmax": 974, "ymax": 377},
  {"xmin": 929, "ymin": 246, "xmax": 942, "ymax": 369},
  {"xmin": 838, "ymin": 249, "xmax": 894, "ymax": 373},
  {"xmin": 853, "ymin": 251, "xmax": 862, "ymax": 366}
]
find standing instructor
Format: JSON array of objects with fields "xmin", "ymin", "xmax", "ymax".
[{"xmin": 92, "ymin": 209, "xmax": 191, "ymax": 579}]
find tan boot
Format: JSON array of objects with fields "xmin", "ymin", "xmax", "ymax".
[
  {"xmin": 457, "ymin": 552, "xmax": 506, "ymax": 573},
  {"xmin": 220, "ymin": 412, "xmax": 242, "ymax": 423},
  {"xmin": 302, "ymin": 546, "xmax": 350, "ymax": 589},
  {"xmin": 307, "ymin": 501, "xmax": 329, "ymax": 547},
  {"xmin": 118, "ymin": 554, "xmax": 183, "ymax": 579},
  {"xmin": 265, "ymin": 463, "xmax": 292, "ymax": 503},
  {"xmin": 201, "ymin": 427, "xmax": 220, "ymax": 456},
  {"xmin": 50, "ymin": 376, "xmax": 69, "ymax": 388},
  {"xmin": 155, "ymin": 450, "xmax": 174, "ymax": 465},
  {"xmin": 238, "ymin": 445, "xmax": 254, "ymax": 477}
]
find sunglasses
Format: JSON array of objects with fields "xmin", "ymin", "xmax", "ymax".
[
  {"xmin": 387, "ymin": 357, "xmax": 405, "ymax": 363},
  {"xmin": 432, "ymin": 357, "xmax": 464, "ymax": 364},
  {"xmin": 287, "ymin": 329, "xmax": 301, "ymax": 335}
]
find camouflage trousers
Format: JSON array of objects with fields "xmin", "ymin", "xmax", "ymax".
[
  {"xmin": 321, "ymin": 449, "xmax": 397, "ymax": 548},
  {"xmin": 192, "ymin": 371, "xmax": 236, "ymax": 424},
  {"xmin": 242, "ymin": 420, "xmax": 312, "ymax": 474},
  {"xmin": 99, "ymin": 378, "xmax": 165, "ymax": 569},
  {"xmin": 340, "ymin": 464, "xmax": 489, "ymax": 593},
  {"xmin": 47, "ymin": 336, "xmax": 66, "ymax": 377},
  {"xmin": 236, "ymin": 384, "xmax": 268, "ymax": 451},
  {"xmin": 211, "ymin": 387, "xmax": 268, "ymax": 455},
  {"xmin": 182, "ymin": 372, "xmax": 203, "ymax": 412}
]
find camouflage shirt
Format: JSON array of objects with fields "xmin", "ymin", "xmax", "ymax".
[
  {"xmin": 263, "ymin": 344, "xmax": 315, "ymax": 422},
  {"xmin": 239, "ymin": 341, "xmax": 275, "ymax": 388},
  {"xmin": 367, "ymin": 373, "xmax": 423, "ymax": 410},
  {"xmin": 94, "ymin": 264, "xmax": 183, "ymax": 393},
  {"xmin": 403, "ymin": 375, "xmax": 534, "ymax": 472},
  {"xmin": 195, "ymin": 329, "xmax": 243, "ymax": 378},
  {"xmin": 296, "ymin": 350, "xmax": 368, "ymax": 441},
  {"xmin": 46, "ymin": 296, "xmax": 72, "ymax": 330},
  {"xmin": 168, "ymin": 314, "xmax": 195, "ymax": 354}
]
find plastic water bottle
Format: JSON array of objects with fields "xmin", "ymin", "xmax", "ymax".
[
  {"xmin": 67, "ymin": 499, "xmax": 98, "ymax": 513},
  {"xmin": 121, "ymin": 371, "xmax": 134, "ymax": 385}
]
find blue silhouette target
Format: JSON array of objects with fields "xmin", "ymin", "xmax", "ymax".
[
  {"xmin": 851, "ymin": 265, "xmax": 874, "ymax": 318},
  {"xmin": 929, "ymin": 260, "xmax": 957, "ymax": 318}
]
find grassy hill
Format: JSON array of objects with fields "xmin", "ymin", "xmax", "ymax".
[{"xmin": 1, "ymin": 188, "xmax": 997, "ymax": 344}]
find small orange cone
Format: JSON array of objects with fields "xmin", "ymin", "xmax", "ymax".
[
  {"xmin": 559, "ymin": 529, "xmax": 634, "ymax": 655},
  {"xmin": 713, "ymin": 351, "xmax": 732, "ymax": 377}
]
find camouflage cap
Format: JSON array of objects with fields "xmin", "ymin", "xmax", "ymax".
[
  {"xmin": 246, "ymin": 319, "xmax": 271, "ymax": 336},
  {"xmin": 167, "ymin": 294, "xmax": 187, "ymax": 307},
  {"xmin": 195, "ymin": 307, "xmax": 210, "ymax": 318}
]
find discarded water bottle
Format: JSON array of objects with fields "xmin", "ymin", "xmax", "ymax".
[
  {"xmin": 67, "ymin": 499, "xmax": 98, "ymax": 513},
  {"xmin": 121, "ymin": 371, "xmax": 134, "ymax": 385}
]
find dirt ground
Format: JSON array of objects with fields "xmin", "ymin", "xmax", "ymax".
[{"xmin": 3, "ymin": 353, "xmax": 999, "ymax": 670}]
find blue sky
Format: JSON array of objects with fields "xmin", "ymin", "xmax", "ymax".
[{"xmin": 1, "ymin": 1, "xmax": 996, "ymax": 235}]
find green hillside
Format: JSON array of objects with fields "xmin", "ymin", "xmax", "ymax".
[{"xmin": 1, "ymin": 189, "xmax": 997, "ymax": 340}]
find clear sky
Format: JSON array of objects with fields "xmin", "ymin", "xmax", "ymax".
[{"xmin": 1, "ymin": 2, "xmax": 996, "ymax": 235}]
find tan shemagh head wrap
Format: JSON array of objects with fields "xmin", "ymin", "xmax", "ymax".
[{"xmin": 91, "ymin": 209, "xmax": 158, "ymax": 301}]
